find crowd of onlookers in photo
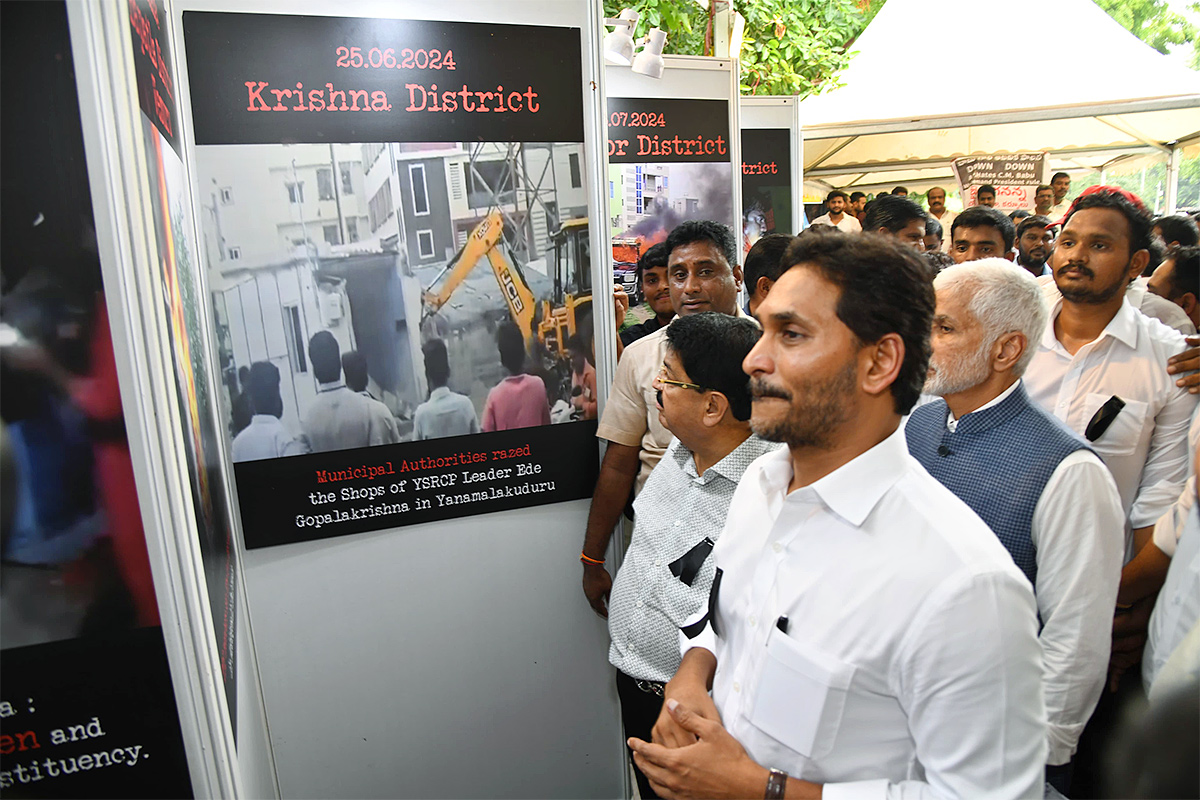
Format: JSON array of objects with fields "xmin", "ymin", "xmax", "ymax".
[{"xmin": 583, "ymin": 182, "xmax": 1200, "ymax": 799}]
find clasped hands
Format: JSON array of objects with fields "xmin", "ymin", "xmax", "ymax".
[{"xmin": 627, "ymin": 681, "xmax": 766, "ymax": 800}]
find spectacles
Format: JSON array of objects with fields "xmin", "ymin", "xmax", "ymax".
[{"xmin": 655, "ymin": 367, "xmax": 704, "ymax": 391}]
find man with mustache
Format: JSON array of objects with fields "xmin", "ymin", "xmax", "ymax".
[
  {"xmin": 582, "ymin": 221, "xmax": 744, "ymax": 617},
  {"xmin": 629, "ymin": 232, "xmax": 1046, "ymax": 799},
  {"xmin": 906, "ymin": 260, "xmax": 1123, "ymax": 793},
  {"xmin": 606, "ymin": 312, "xmax": 775, "ymax": 799},
  {"xmin": 1022, "ymin": 188, "xmax": 1197, "ymax": 792},
  {"xmin": 1016, "ymin": 215, "xmax": 1054, "ymax": 277},
  {"xmin": 926, "ymin": 186, "xmax": 956, "ymax": 253}
]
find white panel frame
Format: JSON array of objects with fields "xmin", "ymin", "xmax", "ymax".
[
  {"xmin": 740, "ymin": 95, "xmax": 804, "ymax": 234},
  {"xmin": 66, "ymin": 2, "xmax": 243, "ymax": 797}
]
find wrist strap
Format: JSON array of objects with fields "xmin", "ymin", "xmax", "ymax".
[
  {"xmin": 765, "ymin": 768, "xmax": 787, "ymax": 800},
  {"xmin": 580, "ymin": 552, "xmax": 605, "ymax": 566}
]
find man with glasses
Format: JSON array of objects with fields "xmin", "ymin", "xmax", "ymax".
[
  {"xmin": 581, "ymin": 220, "xmax": 745, "ymax": 618},
  {"xmin": 606, "ymin": 312, "xmax": 775, "ymax": 799}
]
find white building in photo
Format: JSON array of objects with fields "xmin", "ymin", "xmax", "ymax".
[{"xmin": 196, "ymin": 144, "xmax": 425, "ymax": 438}]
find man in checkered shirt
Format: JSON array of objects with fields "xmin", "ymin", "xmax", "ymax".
[{"xmin": 604, "ymin": 312, "xmax": 779, "ymax": 799}]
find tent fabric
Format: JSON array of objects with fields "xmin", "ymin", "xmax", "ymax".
[{"xmin": 799, "ymin": 0, "xmax": 1200, "ymax": 189}]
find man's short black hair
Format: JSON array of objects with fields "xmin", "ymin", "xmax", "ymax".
[
  {"xmin": 422, "ymin": 338, "xmax": 450, "ymax": 387},
  {"xmin": 1164, "ymin": 245, "xmax": 1200, "ymax": 299},
  {"xmin": 780, "ymin": 231, "xmax": 935, "ymax": 415},
  {"xmin": 342, "ymin": 350, "xmax": 369, "ymax": 393},
  {"xmin": 664, "ymin": 220, "xmax": 738, "ymax": 269},
  {"xmin": 863, "ymin": 194, "xmax": 927, "ymax": 234},
  {"xmin": 308, "ymin": 330, "xmax": 342, "ymax": 384},
  {"xmin": 892, "ymin": 186, "xmax": 909, "ymax": 195},
  {"xmin": 636, "ymin": 241, "xmax": 670, "ymax": 285},
  {"xmin": 826, "ymin": 190, "xmax": 849, "ymax": 203},
  {"xmin": 977, "ymin": 184, "xmax": 997, "ymax": 198},
  {"xmin": 1154, "ymin": 214, "xmax": 1200, "ymax": 248},
  {"xmin": 1016, "ymin": 215, "xmax": 1053, "ymax": 240},
  {"xmin": 664, "ymin": 312, "xmax": 760, "ymax": 422},
  {"xmin": 1065, "ymin": 189, "xmax": 1153, "ymax": 255},
  {"xmin": 849, "ymin": 191, "xmax": 866, "ymax": 203},
  {"xmin": 496, "ymin": 322, "xmax": 526, "ymax": 375},
  {"xmin": 951, "ymin": 206, "xmax": 1016, "ymax": 251},
  {"xmin": 743, "ymin": 234, "xmax": 793, "ymax": 297},
  {"xmin": 1036, "ymin": 184, "xmax": 1052, "ymax": 195},
  {"xmin": 248, "ymin": 361, "xmax": 282, "ymax": 417},
  {"xmin": 925, "ymin": 217, "xmax": 943, "ymax": 238},
  {"xmin": 1009, "ymin": 210, "xmax": 1031, "ymax": 224},
  {"xmin": 1052, "ymin": 171, "xmax": 1070, "ymax": 183}
]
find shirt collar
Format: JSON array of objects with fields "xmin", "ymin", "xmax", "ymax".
[
  {"xmin": 1043, "ymin": 295, "xmax": 1139, "ymax": 352},
  {"xmin": 429, "ymin": 385, "xmax": 451, "ymax": 399},
  {"xmin": 947, "ymin": 379, "xmax": 1021, "ymax": 430},
  {"xmin": 318, "ymin": 379, "xmax": 347, "ymax": 393},
  {"xmin": 249, "ymin": 414, "xmax": 280, "ymax": 425},
  {"xmin": 756, "ymin": 426, "xmax": 909, "ymax": 527}
]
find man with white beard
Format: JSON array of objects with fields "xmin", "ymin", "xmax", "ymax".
[{"xmin": 904, "ymin": 259, "xmax": 1124, "ymax": 794}]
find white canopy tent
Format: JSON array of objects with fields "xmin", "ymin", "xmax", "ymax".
[{"xmin": 799, "ymin": 0, "xmax": 1200, "ymax": 210}]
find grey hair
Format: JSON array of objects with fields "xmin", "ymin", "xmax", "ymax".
[{"xmin": 933, "ymin": 259, "xmax": 1048, "ymax": 377}]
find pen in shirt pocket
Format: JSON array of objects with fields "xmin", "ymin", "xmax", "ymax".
[{"xmin": 1085, "ymin": 395, "xmax": 1125, "ymax": 442}]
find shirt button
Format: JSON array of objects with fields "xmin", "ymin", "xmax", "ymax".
[
  {"xmin": 733, "ymin": 681, "xmax": 741, "ymax": 693},
  {"xmin": 674, "ymin": 521, "xmax": 682, "ymax": 527},
  {"xmin": 772, "ymin": 541, "xmax": 782, "ymax": 553},
  {"xmin": 654, "ymin": 559, "xmax": 662, "ymax": 567},
  {"xmin": 636, "ymin": 600, "xmax": 644, "ymax": 608},
  {"xmin": 749, "ymin": 615, "xmax": 757, "ymax": 628}
]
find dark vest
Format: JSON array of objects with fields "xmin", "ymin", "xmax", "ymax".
[{"xmin": 905, "ymin": 383, "xmax": 1091, "ymax": 586}]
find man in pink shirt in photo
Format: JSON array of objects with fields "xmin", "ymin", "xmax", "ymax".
[{"xmin": 482, "ymin": 321, "xmax": 551, "ymax": 432}]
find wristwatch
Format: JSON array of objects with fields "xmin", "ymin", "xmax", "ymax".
[{"xmin": 765, "ymin": 768, "xmax": 787, "ymax": 800}]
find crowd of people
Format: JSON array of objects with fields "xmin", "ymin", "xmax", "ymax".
[{"xmin": 583, "ymin": 186, "xmax": 1200, "ymax": 798}]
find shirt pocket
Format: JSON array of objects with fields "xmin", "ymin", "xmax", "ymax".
[
  {"xmin": 747, "ymin": 630, "xmax": 856, "ymax": 760},
  {"xmin": 1080, "ymin": 392, "xmax": 1148, "ymax": 457}
]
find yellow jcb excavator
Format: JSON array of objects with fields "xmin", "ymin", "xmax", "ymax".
[{"xmin": 421, "ymin": 209, "xmax": 592, "ymax": 360}]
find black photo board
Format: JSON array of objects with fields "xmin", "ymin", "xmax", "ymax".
[
  {"xmin": 606, "ymin": 97, "xmax": 730, "ymax": 164},
  {"xmin": 183, "ymin": 12, "xmax": 585, "ymax": 144},
  {"xmin": 741, "ymin": 127, "xmax": 793, "ymax": 243},
  {"xmin": 0, "ymin": 629, "xmax": 194, "ymax": 798},
  {"xmin": 183, "ymin": 12, "xmax": 600, "ymax": 548}
]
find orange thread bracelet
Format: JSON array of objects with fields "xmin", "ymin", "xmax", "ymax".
[{"xmin": 580, "ymin": 552, "xmax": 605, "ymax": 566}]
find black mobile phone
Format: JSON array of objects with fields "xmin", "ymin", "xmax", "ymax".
[{"xmin": 1085, "ymin": 396, "xmax": 1126, "ymax": 442}]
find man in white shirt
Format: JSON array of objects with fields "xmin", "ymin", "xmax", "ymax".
[
  {"xmin": 906, "ymin": 261, "xmax": 1123, "ymax": 793},
  {"xmin": 1029, "ymin": 184, "xmax": 1054, "ymax": 218},
  {"xmin": 301, "ymin": 331, "xmax": 400, "ymax": 453},
  {"xmin": 629, "ymin": 232, "xmax": 1046, "ymax": 799},
  {"xmin": 1024, "ymin": 188, "xmax": 1196, "ymax": 562},
  {"xmin": 412, "ymin": 338, "xmax": 480, "ymax": 440},
  {"xmin": 231, "ymin": 360, "xmax": 309, "ymax": 461},
  {"xmin": 1148, "ymin": 245, "xmax": 1199, "ymax": 332},
  {"xmin": 926, "ymin": 186, "xmax": 957, "ymax": 253},
  {"xmin": 809, "ymin": 190, "xmax": 862, "ymax": 233},
  {"xmin": 1022, "ymin": 187, "xmax": 1197, "ymax": 794},
  {"xmin": 1047, "ymin": 172, "xmax": 1072, "ymax": 222}
]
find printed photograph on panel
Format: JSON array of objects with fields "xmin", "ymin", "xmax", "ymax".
[
  {"xmin": 196, "ymin": 140, "xmax": 594, "ymax": 461},
  {"xmin": 606, "ymin": 162, "xmax": 734, "ymax": 300}
]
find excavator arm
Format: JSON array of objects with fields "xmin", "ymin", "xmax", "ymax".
[{"xmin": 421, "ymin": 209, "xmax": 538, "ymax": 346}]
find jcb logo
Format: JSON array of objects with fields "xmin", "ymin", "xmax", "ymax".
[{"xmin": 502, "ymin": 272, "xmax": 524, "ymax": 313}]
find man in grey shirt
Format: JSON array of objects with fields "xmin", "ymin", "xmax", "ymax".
[
  {"xmin": 301, "ymin": 331, "xmax": 399, "ymax": 453},
  {"xmin": 602, "ymin": 312, "xmax": 777, "ymax": 799}
]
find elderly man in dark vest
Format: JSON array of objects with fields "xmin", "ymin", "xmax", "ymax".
[{"xmin": 905, "ymin": 258, "xmax": 1124, "ymax": 795}]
